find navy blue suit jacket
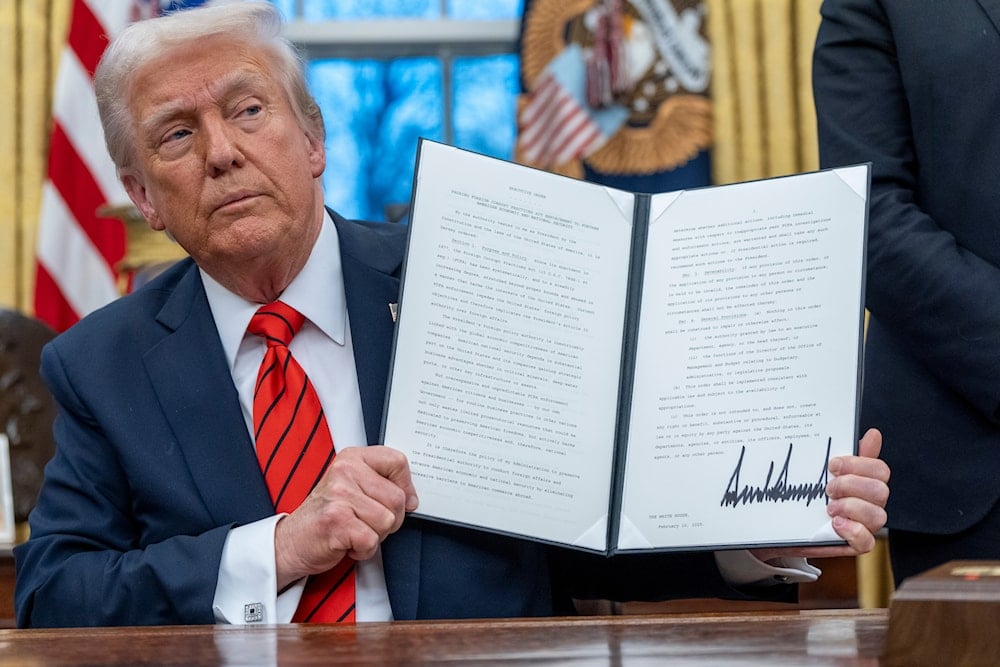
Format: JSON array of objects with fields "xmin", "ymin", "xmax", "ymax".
[
  {"xmin": 815, "ymin": 0, "xmax": 1000, "ymax": 534},
  {"xmin": 15, "ymin": 212, "xmax": 756, "ymax": 627}
]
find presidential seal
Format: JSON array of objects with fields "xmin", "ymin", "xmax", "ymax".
[{"xmin": 517, "ymin": 0, "xmax": 712, "ymax": 178}]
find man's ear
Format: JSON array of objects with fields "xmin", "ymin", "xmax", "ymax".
[
  {"xmin": 121, "ymin": 171, "xmax": 163, "ymax": 231},
  {"xmin": 307, "ymin": 132, "xmax": 326, "ymax": 179}
]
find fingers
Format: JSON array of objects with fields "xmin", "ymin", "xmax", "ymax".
[
  {"xmin": 318, "ymin": 446, "xmax": 418, "ymax": 557},
  {"xmin": 828, "ymin": 428, "xmax": 890, "ymax": 522},
  {"xmin": 830, "ymin": 514, "xmax": 876, "ymax": 554},
  {"xmin": 826, "ymin": 480, "xmax": 888, "ymax": 555},
  {"xmin": 763, "ymin": 511, "xmax": 881, "ymax": 558},
  {"xmin": 856, "ymin": 427, "xmax": 883, "ymax": 459},
  {"xmin": 827, "ymin": 469, "xmax": 889, "ymax": 510},
  {"xmin": 829, "ymin": 429, "xmax": 889, "ymax": 482},
  {"xmin": 328, "ymin": 451, "xmax": 410, "ymax": 560},
  {"xmin": 827, "ymin": 487, "xmax": 887, "ymax": 529},
  {"xmin": 748, "ymin": 431, "xmax": 890, "ymax": 561},
  {"xmin": 275, "ymin": 446, "xmax": 418, "ymax": 584},
  {"xmin": 365, "ymin": 445, "xmax": 420, "ymax": 512},
  {"xmin": 808, "ymin": 428, "xmax": 889, "ymax": 556}
]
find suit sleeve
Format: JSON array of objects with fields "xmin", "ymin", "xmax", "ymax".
[
  {"xmin": 813, "ymin": 0, "xmax": 1000, "ymax": 420},
  {"xmin": 13, "ymin": 343, "xmax": 229, "ymax": 627}
]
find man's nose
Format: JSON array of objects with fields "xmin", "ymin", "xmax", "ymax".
[{"xmin": 203, "ymin": 117, "xmax": 245, "ymax": 176}]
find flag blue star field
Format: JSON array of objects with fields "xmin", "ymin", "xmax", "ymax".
[{"xmin": 516, "ymin": 0, "xmax": 712, "ymax": 193}]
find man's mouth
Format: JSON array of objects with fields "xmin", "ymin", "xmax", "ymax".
[{"xmin": 215, "ymin": 191, "xmax": 259, "ymax": 213}]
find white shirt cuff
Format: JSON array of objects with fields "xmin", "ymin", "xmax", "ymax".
[
  {"xmin": 212, "ymin": 515, "xmax": 305, "ymax": 624},
  {"xmin": 714, "ymin": 550, "xmax": 821, "ymax": 587}
]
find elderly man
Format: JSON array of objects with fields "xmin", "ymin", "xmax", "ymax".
[{"xmin": 14, "ymin": 1, "xmax": 889, "ymax": 627}]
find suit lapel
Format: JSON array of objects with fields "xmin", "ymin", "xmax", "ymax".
[
  {"xmin": 332, "ymin": 212, "xmax": 407, "ymax": 443},
  {"xmin": 978, "ymin": 0, "xmax": 1000, "ymax": 36},
  {"xmin": 142, "ymin": 262, "xmax": 274, "ymax": 527}
]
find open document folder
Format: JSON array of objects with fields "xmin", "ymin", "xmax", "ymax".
[{"xmin": 381, "ymin": 139, "xmax": 869, "ymax": 555}]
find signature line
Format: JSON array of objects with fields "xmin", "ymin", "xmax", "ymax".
[{"xmin": 720, "ymin": 437, "xmax": 831, "ymax": 508}]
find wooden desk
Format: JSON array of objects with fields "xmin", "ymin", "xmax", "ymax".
[{"xmin": 0, "ymin": 609, "xmax": 889, "ymax": 665}]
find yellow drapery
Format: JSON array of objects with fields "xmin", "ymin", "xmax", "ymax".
[
  {"xmin": 708, "ymin": 0, "xmax": 822, "ymax": 184},
  {"xmin": 0, "ymin": 0, "xmax": 70, "ymax": 314}
]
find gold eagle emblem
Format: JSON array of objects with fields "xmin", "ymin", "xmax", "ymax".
[{"xmin": 517, "ymin": 0, "xmax": 712, "ymax": 179}]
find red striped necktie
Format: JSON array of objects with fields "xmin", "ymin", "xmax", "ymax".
[{"xmin": 248, "ymin": 301, "xmax": 356, "ymax": 623}]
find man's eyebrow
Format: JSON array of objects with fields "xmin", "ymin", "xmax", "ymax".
[
  {"xmin": 138, "ymin": 69, "xmax": 270, "ymax": 137},
  {"xmin": 140, "ymin": 100, "xmax": 196, "ymax": 138},
  {"xmin": 212, "ymin": 69, "xmax": 271, "ymax": 101}
]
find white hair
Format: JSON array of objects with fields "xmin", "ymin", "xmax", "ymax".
[{"xmin": 94, "ymin": 0, "xmax": 323, "ymax": 169}]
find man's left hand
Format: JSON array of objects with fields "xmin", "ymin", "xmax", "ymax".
[{"xmin": 751, "ymin": 427, "xmax": 890, "ymax": 561}]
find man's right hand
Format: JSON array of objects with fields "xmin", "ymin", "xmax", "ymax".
[{"xmin": 273, "ymin": 445, "xmax": 418, "ymax": 591}]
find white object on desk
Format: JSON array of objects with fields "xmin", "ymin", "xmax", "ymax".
[{"xmin": 0, "ymin": 434, "xmax": 14, "ymax": 544}]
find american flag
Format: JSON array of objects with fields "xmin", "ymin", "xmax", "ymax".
[
  {"xmin": 34, "ymin": 0, "xmax": 205, "ymax": 332},
  {"xmin": 516, "ymin": 44, "xmax": 628, "ymax": 170}
]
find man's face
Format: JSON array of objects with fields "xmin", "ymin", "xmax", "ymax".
[{"xmin": 120, "ymin": 34, "xmax": 325, "ymax": 296}]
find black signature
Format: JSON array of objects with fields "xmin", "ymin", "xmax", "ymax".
[{"xmin": 720, "ymin": 438, "xmax": 831, "ymax": 508}]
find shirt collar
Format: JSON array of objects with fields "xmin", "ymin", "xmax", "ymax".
[{"xmin": 202, "ymin": 210, "xmax": 347, "ymax": 372}]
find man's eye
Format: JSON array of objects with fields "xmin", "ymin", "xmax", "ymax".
[
  {"xmin": 243, "ymin": 104, "xmax": 263, "ymax": 117},
  {"xmin": 163, "ymin": 128, "xmax": 191, "ymax": 143}
]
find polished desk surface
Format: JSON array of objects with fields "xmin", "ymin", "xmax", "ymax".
[{"xmin": 0, "ymin": 609, "xmax": 889, "ymax": 665}]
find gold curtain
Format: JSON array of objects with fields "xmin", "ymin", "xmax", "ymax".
[
  {"xmin": 707, "ymin": 0, "xmax": 891, "ymax": 608},
  {"xmin": 708, "ymin": 0, "xmax": 822, "ymax": 183},
  {"xmin": 0, "ymin": 0, "xmax": 71, "ymax": 315}
]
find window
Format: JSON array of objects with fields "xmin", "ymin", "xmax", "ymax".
[{"xmin": 273, "ymin": 0, "xmax": 524, "ymax": 221}]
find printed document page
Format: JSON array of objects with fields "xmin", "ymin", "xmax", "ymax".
[
  {"xmin": 618, "ymin": 166, "xmax": 868, "ymax": 550},
  {"xmin": 382, "ymin": 141, "xmax": 635, "ymax": 550}
]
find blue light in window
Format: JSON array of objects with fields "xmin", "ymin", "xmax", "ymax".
[
  {"xmin": 453, "ymin": 55, "xmax": 519, "ymax": 160},
  {"xmin": 281, "ymin": 0, "xmax": 524, "ymax": 221},
  {"xmin": 448, "ymin": 0, "xmax": 523, "ymax": 19},
  {"xmin": 302, "ymin": 0, "xmax": 440, "ymax": 20},
  {"xmin": 272, "ymin": 0, "xmax": 522, "ymax": 19},
  {"xmin": 308, "ymin": 58, "xmax": 443, "ymax": 221}
]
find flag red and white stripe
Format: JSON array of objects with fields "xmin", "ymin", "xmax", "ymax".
[
  {"xmin": 517, "ymin": 71, "xmax": 606, "ymax": 168},
  {"xmin": 515, "ymin": 44, "xmax": 628, "ymax": 172},
  {"xmin": 34, "ymin": 0, "xmax": 138, "ymax": 332}
]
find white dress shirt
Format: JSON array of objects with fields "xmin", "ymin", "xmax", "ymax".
[{"xmin": 207, "ymin": 213, "xmax": 393, "ymax": 623}]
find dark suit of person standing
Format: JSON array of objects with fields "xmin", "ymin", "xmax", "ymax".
[{"xmin": 814, "ymin": 0, "xmax": 1000, "ymax": 585}]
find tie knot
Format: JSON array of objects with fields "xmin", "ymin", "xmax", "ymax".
[{"xmin": 248, "ymin": 301, "xmax": 305, "ymax": 347}]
